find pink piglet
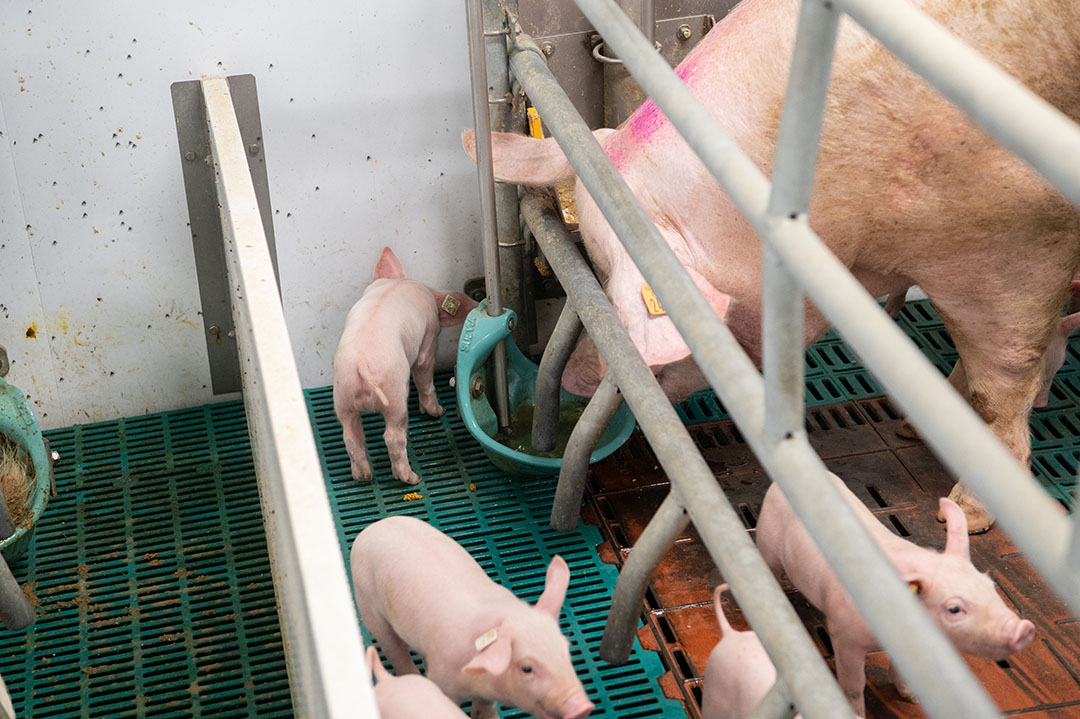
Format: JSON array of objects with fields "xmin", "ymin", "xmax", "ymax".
[{"xmin": 332, "ymin": 246, "xmax": 477, "ymax": 484}]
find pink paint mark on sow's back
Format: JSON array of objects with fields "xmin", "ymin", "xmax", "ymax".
[{"xmin": 627, "ymin": 58, "xmax": 699, "ymax": 144}]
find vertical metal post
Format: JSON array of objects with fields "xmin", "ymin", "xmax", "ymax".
[
  {"xmin": 763, "ymin": 0, "xmax": 840, "ymax": 442},
  {"xmin": 466, "ymin": 0, "xmax": 512, "ymax": 429},
  {"xmin": 486, "ymin": 0, "xmax": 532, "ymax": 348}
]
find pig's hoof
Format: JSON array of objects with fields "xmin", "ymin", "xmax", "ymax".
[
  {"xmin": 395, "ymin": 469, "xmax": 421, "ymax": 486},
  {"xmin": 352, "ymin": 463, "xmax": 374, "ymax": 482},
  {"xmin": 895, "ymin": 418, "xmax": 920, "ymax": 441},
  {"xmin": 938, "ymin": 483, "xmax": 994, "ymax": 533},
  {"xmin": 423, "ymin": 403, "xmax": 446, "ymax": 418}
]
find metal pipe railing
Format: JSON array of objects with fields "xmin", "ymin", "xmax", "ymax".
[
  {"xmin": 527, "ymin": 193, "xmax": 856, "ymax": 719},
  {"xmin": 510, "ymin": 8, "xmax": 999, "ymax": 716},
  {"xmin": 201, "ymin": 78, "xmax": 378, "ymax": 719},
  {"xmin": 465, "ymin": 0, "xmax": 512, "ymax": 430},
  {"xmin": 763, "ymin": 0, "xmax": 838, "ymax": 441},
  {"xmin": 533, "ymin": 301, "xmax": 584, "ymax": 452},
  {"xmin": 576, "ymin": 0, "xmax": 1080, "ymax": 616},
  {"xmin": 549, "ymin": 373, "xmax": 622, "ymax": 532},
  {"xmin": 747, "ymin": 681, "xmax": 797, "ymax": 719}
]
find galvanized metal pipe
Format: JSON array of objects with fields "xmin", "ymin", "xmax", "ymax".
[
  {"xmin": 532, "ymin": 301, "xmax": 584, "ymax": 453},
  {"xmin": 485, "ymin": 0, "xmax": 531, "ymax": 348},
  {"xmin": 531, "ymin": 201, "xmax": 856, "ymax": 719},
  {"xmin": 571, "ymin": 0, "xmax": 1080, "ymax": 618},
  {"xmin": 835, "ymin": 0, "xmax": 1080, "ymax": 210},
  {"xmin": 600, "ymin": 493, "xmax": 689, "ymax": 661},
  {"xmin": 0, "ymin": 554, "xmax": 32, "ymax": 631},
  {"xmin": 747, "ymin": 680, "xmax": 798, "ymax": 719},
  {"xmin": 549, "ymin": 373, "xmax": 622, "ymax": 532},
  {"xmin": 466, "ymin": 0, "xmax": 512, "ymax": 430},
  {"xmin": 513, "ymin": 11, "xmax": 999, "ymax": 715},
  {"xmin": 764, "ymin": 0, "xmax": 838, "ymax": 441}
]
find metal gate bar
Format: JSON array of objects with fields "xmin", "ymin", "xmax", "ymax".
[
  {"xmin": 198, "ymin": 78, "xmax": 378, "ymax": 719},
  {"xmin": 507, "ymin": 19, "xmax": 998, "ymax": 717},
  {"xmin": 578, "ymin": 0, "xmax": 1080, "ymax": 610},
  {"xmin": 524, "ymin": 193, "xmax": 857, "ymax": 719}
]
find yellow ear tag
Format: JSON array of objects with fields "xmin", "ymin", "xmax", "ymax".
[
  {"xmin": 527, "ymin": 107, "xmax": 544, "ymax": 139},
  {"xmin": 909, "ymin": 582, "xmax": 920, "ymax": 594},
  {"xmin": 475, "ymin": 627, "xmax": 499, "ymax": 652},
  {"xmin": 642, "ymin": 283, "xmax": 666, "ymax": 317}
]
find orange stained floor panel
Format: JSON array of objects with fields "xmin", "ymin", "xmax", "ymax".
[{"xmin": 583, "ymin": 397, "xmax": 1080, "ymax": 719}]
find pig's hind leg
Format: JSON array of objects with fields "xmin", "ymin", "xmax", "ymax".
[
  {"xmin": 412, "ymin": 343, "xmax": 444, "ymax": 418},
  {"xmin": 336, "ymin": 406, "xmax": 373, "ymax": 481},
  {"xmin": 384, "ymin": 398, "xmax": 420, "ymax": 485},
  {"xmin": 925, "ymin": 258, "xmax": 1072, "ymax": 532}
]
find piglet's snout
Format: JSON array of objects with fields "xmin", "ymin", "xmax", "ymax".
[
  {"xmin": 560, "ymin": 694, "xmax": 594, "ymax": 719},
  {"xmin": 1009, "ymin": 619, "xmax": 1036, "ymax": 654}
]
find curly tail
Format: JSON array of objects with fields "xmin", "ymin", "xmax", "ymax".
[
  {"xmin": 713, "ymin": 583, "xmax": 734, "ymax": 633},
  {"xmin": 358, "ymin": 369, "xmax": 389, "ymax": 407}
]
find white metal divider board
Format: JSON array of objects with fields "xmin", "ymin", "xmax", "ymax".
[
  {"xmin": 201, "ymin": 78, "xmax": 379, "ymax": 719},
  {"xmin": 490, "ymin": 0, "xmax": 1080, "ymax": 717}
]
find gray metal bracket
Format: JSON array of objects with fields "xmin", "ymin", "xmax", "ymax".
[{"xmin": 171, "ymin": 74, "xmax": 279, "ymax": 395}]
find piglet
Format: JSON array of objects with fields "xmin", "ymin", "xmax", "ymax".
[
  {"xmin": 755, "ymin": 472, "xmax": 1035, "ymax": 717},
  {"xmin": 702, "ymin": 584, "xmax": 796, "ymax": 719},
  {"xmin": 367, "ymin": 645, "xmax": 469, "ymax": 718},
  {"xmin": 333, "ymin": 247, "xmax": 477, "ymax": 484},
  {"xmin": 350, "ymin": 516, "xmax": 594, "ymax": 719}
]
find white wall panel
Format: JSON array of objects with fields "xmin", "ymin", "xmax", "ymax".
[{"xmin": 0, "ymin": 1, "xmax": 485, "ymax": 428}]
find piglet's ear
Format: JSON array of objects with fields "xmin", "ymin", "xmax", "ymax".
[
  {"xmin": 939, "ymin": 498, "xmax": 970, "ymax": 557},
  {"xmin": 535, "ymin": 555, "xmax": 570, "ymax": 618},
  {"xmin": 432, "ymin": 290, "xmax": 479, "ymax": 327},
  {"xmin": 374, "ymin": 246, "xmax": 406, "ymax": 281},
  {"xmin": 463, "ymin": 631, "xmax": 512, "ymax": 676}
]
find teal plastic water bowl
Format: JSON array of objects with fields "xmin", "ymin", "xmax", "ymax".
[
  {"xmin": 456, "ymin": 301, "xmax": 635, "ymax": 477},
  {"xmin": 0, "ymin": 370, "xmax": 51, "ymax": 564}
]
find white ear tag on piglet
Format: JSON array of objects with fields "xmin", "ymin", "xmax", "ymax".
[
  {"xmin": 441, "ymin": 294, "xmax": 461, "ymax": 316},
  {"xmin": 475, "ymin": 627, "xmax": 499, "ymax": 652},
  {"xmin": 641, "ymin": 282, "xmax": 667, "ymax": 317}
]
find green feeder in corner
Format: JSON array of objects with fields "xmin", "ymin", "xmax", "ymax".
[
  {"xmin": 456, "ymin": 300, "xmax": 635, "ymax": 476},
  {"xmin": 0, "ymin": 346, "xmax": 53, "ymax": 565}
]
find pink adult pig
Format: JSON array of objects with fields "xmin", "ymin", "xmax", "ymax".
[
  {"xmin": 755, "ymin": 472, "xmax": 1036, "ymax": 716},
  {"xmin": 702, "ymin": 584, "xmax": 797, "ymax": 719},
  {"xmin": 367, "ymin": 645, "xmax": 470, "ymax": 718},
  {"xmin": 466, "ymin": 0, "xmax": 1080, "ymax": 532},
  {"xmin": 333, "ymin": 247, "xmax": 476, "ymax": 485},
  {"xmin": 350, "ymin": 516, "xmax": 594, "ymax": 719}
]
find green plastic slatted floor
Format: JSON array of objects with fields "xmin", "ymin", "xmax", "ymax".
[{"xmin": 0, "ymin": 298, "xmax": 1074, "ymax": 718}]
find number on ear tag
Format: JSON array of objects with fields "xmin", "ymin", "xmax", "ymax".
[{"xmin": 642, "ymin": 283, "xmax": 666, "ymax": 317}]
